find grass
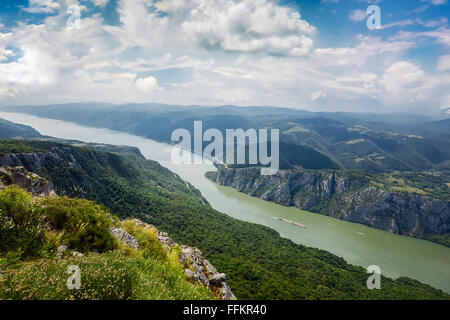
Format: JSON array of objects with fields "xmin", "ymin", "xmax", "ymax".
[
  {"xmin": 0, "ymin": 187, "xmax": 213, "ymax": 300},
  {"xmin": 0, "ymin": 252, "xmax": 212, "ymax": 300}
]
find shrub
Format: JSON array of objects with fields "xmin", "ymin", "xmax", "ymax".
[
  {"xmin": 39, "ymin": 197, "xmax": 117, "ymax": 253},
  {"xmin": 121, "ymin": 220, "xmax": 166, "ymax": 260},
  {"xmin": 0, "ymin": 186, "xmax": 44, "ymax": 258}
]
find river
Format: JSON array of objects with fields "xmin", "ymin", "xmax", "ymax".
[{"xmin": 1, "ymin": 111, "xmax": 450, "ymax": 293}]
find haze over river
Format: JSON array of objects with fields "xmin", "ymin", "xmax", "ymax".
[{"xmin": 1, "ymin": 111, "xmax": 449, "ymax": 293}]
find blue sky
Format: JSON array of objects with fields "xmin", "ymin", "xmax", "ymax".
[{"xmin": 0, "ymin": 0, "xmax": 449, "ymax": 114}]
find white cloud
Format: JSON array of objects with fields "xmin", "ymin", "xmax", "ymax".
[
  {"xmin": 379, "ymin": 61, "xmax": 450, "ymax": 109},
  {"xmin": 437, "ymin": 55, "xmax": 450, "ymax": 71},
  {"xmin": 0, "ymin": 0, "xmax": 449, "ymax": 114},
  {"xmin": 349, "ymin": 9, "xmax": 367, "ymax": 22},
  {"xmin": 108, "ymin": 0, "xmax": 316, "ymax": 57},
  {"xmin": 381, "ymin": 61, "xmax": 425, "ymax": 93},
  {"xmin": 313, "ymin": 36, "xmax": 414, "ymax": 67},
  {"xmin": 136, "ymin": 76, "xmax": 162, "ymax": 92},
  {"xmin": 23, "ymin": 0, "xmax": 60, "ymax": 14},
  {"xmin": 390, "ymin": 27, "xmax": 450, "ymax": 46},
  {"xmin": 0, "ymin": 48, "xmax": 14, "ymax": 62},
  {"xmin": 380, "ymin": 19, "xmax": 415, "ymax": 30},
  {"xmin": 423, "ymin": 0, "xmax": 447, "ymax": 5},
  {"xmin": 416, "ymin": 17, "xmax": 448, "ymax": 28},
  {"xmin": 310, "ymin": 90, "xmax": 326, "ymax": 101},
  {"xmin": 90, "ymin": 0, "xmax": 110, "ymax": 7}
]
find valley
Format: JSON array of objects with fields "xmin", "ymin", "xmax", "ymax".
[{"xmin": 1, "ymin": 111, "xmax": 449, "ymax": 296}]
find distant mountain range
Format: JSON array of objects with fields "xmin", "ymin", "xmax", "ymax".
[{"xmin": 2, "ymin": 103, "xmax": 449, "ymax": 172}]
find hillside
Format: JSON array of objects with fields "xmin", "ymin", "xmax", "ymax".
[
  {"xmin": 3, "ymin": 104, "xmax": 449, "ymax": 172},
  {"xmin": 206, "ymin": 167, "xmax": 450, "ymax": 247},
  {"xmin": 0, "ymin": 118, "xmax": 42, "ymax": 138},
  {"xmin": 0, "ymin": 178, "xmax": 232, "ymax": 300},
  {"xmin": 0, "ymin": 138, "xmax": 448, "ymax": 299}
]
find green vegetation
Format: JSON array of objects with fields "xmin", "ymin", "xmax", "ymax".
[
  {"xmin": 39, "ymin": 197, "xmax": 118, "ymax": 253},
  {"xmin": 336, "ymin": 170, "xmax": 449, "ymax": 200},
  {"xmin": 1, "ymin": 139, "xmax": 447, "ymax": 299},
  {"xmin": 0, "ymin": 186, "xmax": 212, "ymax": 300},
  {"xmin": 0, "ymin": 119, "xmax": 41, "ymax": 139},
  {"xmin": 0, "ymin": 186, "xmax": 44, "ymax": 258},
  {"xmin": 4, "ymin": 103, "xmax": 449, "ymax": 172},
  {"xmin": 0, "ymin": 139, "xmax": 46, "ymax": 156}
]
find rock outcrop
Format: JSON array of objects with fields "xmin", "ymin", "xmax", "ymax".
[
  {"xmin": 110, "ymin": 219, "xmax": 236, "ymax": 300},
  {"xmin": 110, "ymin": 227, "xmax": 140, "ymax": 249},
  {"xmin": 0, "ymin": 151, "xmax": 62, "ymax": 176},
  {"xmin": 0, "ymin": 166, "xmax": 55, "ymax": 197},
  {"xmin": 208, "ymin": 167, "xmax": 450, "ymax": 240}
]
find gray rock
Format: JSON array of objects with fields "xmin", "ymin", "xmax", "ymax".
[
  {"xmin": 0, "ymin": 166, "xmax": 55, "ymax": 197},
  {"xmin": 184, "ymin": 268, "xmax": 209, "ymax": 286},
  {"xmin": 157, "ymin": 231, "xmax": 178, "ymax": 248},
  {"xmin": 57, "ymin": 245, "xmax": 68, "ymax": 259},
  {"xmin": 209, "ymin": 273, "xmax": 227, "ymax": 286},
  {"xmin": 203, "ymin": 259, "xmax": 217, "ymax": 275},
  {"xmin": 110, "ymin": 227, "xmax": 140, "ymax": 249}
]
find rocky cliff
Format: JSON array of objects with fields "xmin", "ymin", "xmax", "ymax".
[
  {"xmin": 207, "ymin": 168, "xmax": 450, "ymax": 242},
  {"xmin": 0, "ymin": 149, "xmax": 76, "ymax": 175},
  {"xmin": 0, "ymin": 165, "xmax": 55, "ymax": 197}
]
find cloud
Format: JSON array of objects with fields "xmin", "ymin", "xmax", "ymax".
[
  {"xmin": 381, "ymin": 61, "xmax": 425, "ymax": 93},
  {"xmin": 22, "ymin": 0, "xmax": 60, "ymax": 14},
  {"xmin": 90, "ymin": 0, "xmax": 110, "ymax": 7},
  {"xmin": 310, "ymin": 90, "xmax": 326, "ymax": 101},
  {"xmin": 348, "ymin": 9, "xmax": 367, "ymax": 22},
  {"xmin": 422, "ymin": 0, "xmax": 447, "ymax": 5},
  {"xmin": 379, "ymin": 61, "xmax": 450, "ymax": 109},
  {"xmin": 380, "ymin": 19, "xmax": 415, "ymax": 30},
  {"xmin": 136, "ymin": 76, "xmax": 162, "ymax": 92},
  {"xmin": 1, "ymin": 0, "xmax": 449, "ymax": 114},
  {"xmin": 313, "ymin": 35, "xmax": 414, "ymax": 67},
  {"xmin": 393, "ymin": 27, "xmax": 450, "ymax": 46},
  {"xmin": 437, "ymin": 55, "xmax": 450, "ymax": 71},
  {"xmin": 108, "ymin": 0, "xmax": 316, "ymax": 56},
  {"xmin": 416, "ymin": 17, "xmax": 448, "ymax": 28}
]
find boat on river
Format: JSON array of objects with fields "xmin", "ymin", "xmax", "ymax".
[{"xmin": 274, "ymin": 217, "xmax": 307, "ymax": 229}]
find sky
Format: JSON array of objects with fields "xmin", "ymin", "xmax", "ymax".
[{"xmin": 0, "ymin": 0, "xmax": 449, "ymax": 114}]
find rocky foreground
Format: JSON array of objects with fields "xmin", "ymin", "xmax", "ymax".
[{"xmin": 110, "ymin": 221, "xmax": 236, "ymax": 300}]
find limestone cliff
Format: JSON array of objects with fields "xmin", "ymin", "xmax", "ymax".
[
  {"xmin": 207, "ymin": 168, "xmax": 450, "ymax": 242},
  {"xmin": 0, "ymin": 166, "xmax": 55, "ymax": 197}
]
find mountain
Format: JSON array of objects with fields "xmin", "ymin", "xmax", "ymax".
[
  {"xmin": 3, "ymin": 103, "xmax": 449, "ymax": 172},
  {"xmin": 0, "ymin": 138, "xmax": 448, "ymax": 299},
  {"xmin": 206, "ymin": 167, "xmax": 450, "ymax": 247},
  {"xmin": 0, "ymin": 118, "xmax": 42, "ymax": 138}
]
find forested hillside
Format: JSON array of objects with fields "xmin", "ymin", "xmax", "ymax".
[
  {"xmin": 4, "ymin": 103, "xmax": 449, "ymax": 172},
  {"xmin": 0, "ymin": 118, "xmax": 42, "ymax": 138},
  {"xmin": 0, "ymin": 139, "xmax": 448, "ymax": 299}
]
